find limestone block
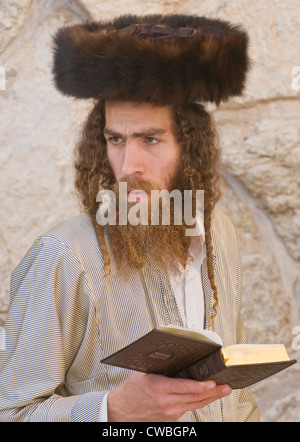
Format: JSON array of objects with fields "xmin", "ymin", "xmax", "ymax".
[
  {"xmin": 0, "ymin": 1, "xmax": 91, "ymax": 317},
  {"xmin": 77, "ymin": 0, "xmax": 184, "ymax": 20},
  {"xmin": 218, "ymin": 182, "xmax": 295, "ymax": 346},
  {"xmin": 219, "ymin": 182, "xmax": 300, "ymax": 422},
  {"xmin": 215, "ymin": 101, "xmax": 300, "ymax": 263},
  {"xmin": 0, "ymin": 0, "xmax": 33, "ymax": 53}
]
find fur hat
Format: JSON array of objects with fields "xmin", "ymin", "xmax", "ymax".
[{"xmin": 52, "ymin": 14, "xmax": 250, "ymax": 106}]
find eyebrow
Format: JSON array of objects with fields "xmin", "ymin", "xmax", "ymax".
[{"xmin": 103, "ymin": 127, "xmax": 167, "ymax": 139}]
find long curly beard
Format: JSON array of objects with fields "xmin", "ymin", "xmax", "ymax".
[{"xmin": 101, "ymin": 176, "xmax": 203, "ymax": 279}]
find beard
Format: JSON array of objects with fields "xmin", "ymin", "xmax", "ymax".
[{"xmin": 103, "ymin": 173, "xmax": 201, "ymax": 279}]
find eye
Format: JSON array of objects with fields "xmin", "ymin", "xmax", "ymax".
[
  {"xmin": 145, "ymin": 137, "xmax": 159, "ymax": 145},
  {"xmin": 109, "ymin": 137, "xmax": 124, "ymax": 145}
]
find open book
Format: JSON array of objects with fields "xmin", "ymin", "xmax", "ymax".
[{"xmin": 101, "ymin": 325, "xmax": 297, "ymax": 389}]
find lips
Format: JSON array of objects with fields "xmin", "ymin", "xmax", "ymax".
[{"xmin": 127, "ymin": 189, "xmax": 148, "ymax": 202}]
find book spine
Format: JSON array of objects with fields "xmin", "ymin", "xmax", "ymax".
[{"xmin": 172, "ymin": 349, "xmax": 226, "ymax": 381}]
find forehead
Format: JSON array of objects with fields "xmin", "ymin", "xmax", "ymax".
[{"xmin": 104, "ymin": 100, "xmax": 173, "ymax": 132}]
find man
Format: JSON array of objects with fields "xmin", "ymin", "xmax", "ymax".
[{"xmin": 0, "ymin": 14, "xmax": 259, "ymax": 421}]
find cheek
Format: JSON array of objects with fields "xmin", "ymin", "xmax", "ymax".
[
  {"xmin": 166, "ymin": 152, "xmax": 182, "ymax": 186},
  {"xmin": 154, "ymin": 156, "xmax": 181, "ymax": 188},
  {"xmin": 107, "ymin": 149, "xmax": 119, "ymax": 176},
  {"xmin": 166, "ymin": 148, "xmax": 181, "ymax": 174}
]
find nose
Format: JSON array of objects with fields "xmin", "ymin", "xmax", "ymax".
[{"xmin": 121, "ymin": 140, "xmax": 145, "ymax": 178}]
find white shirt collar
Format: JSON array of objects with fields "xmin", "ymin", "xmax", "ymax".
[{"xmin": 169, "ymin": 213, "xmax": 206, "ymax": 284}]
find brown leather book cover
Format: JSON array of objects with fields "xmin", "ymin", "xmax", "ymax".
[{"xmin": 101, "ymin": 327, "xmax": 297, "ymax": 389}]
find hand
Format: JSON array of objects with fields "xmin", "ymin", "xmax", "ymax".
[{"xmin": 107, "ymin": 371, "xmax": 232, "ymax": 422}]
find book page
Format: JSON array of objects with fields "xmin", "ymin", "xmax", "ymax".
[
  {"xmin": 222, "ymin": 344, "xmax": 290, "ymax": 366},
  {"xmin": 158, "ymin": 325, "xmax": 223, "ymax": 346}
]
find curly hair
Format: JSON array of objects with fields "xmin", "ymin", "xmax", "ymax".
[
  {"xmin": 171, "ymin": 103, "xmax": 222, "ymax": 325},
  {"xmin": 74, "ymin": 100, "xmax": 222, "ymax": 325}
]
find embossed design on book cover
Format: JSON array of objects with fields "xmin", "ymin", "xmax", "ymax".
[{"xmin": 108, "ymin": 331, "xmax": 219, "ymax": 375}]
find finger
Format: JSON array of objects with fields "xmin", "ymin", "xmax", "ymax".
[
  {"xmin": 165, "ymin": 385, "xmax": 232, "ymax": 419},
  {"xmin": 187, "ymin": 384, "xmax": 232, "ymax": 407},
  {"xmin": 156, "ymin": 383, "xmax": 231, "ymax": 410},
  {"xmin": 170, "ymin": 383, "xmax": 232, "ymax": 405},
  {"xmin": 164, "ymin": 377, "xmax": 228, "ymax": 397},
  {"xmin": 153, "ymin": 375, "xmax": 217, "ymax": 395}
]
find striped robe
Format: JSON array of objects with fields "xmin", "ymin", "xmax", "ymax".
[{"xmin": 0, "ymin": 209, "xmax": 259, "ymax": 422}]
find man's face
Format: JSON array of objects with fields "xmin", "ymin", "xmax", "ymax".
[
  {"xmin": 104, "ymin": 100, "xmax": 182, "ymax": 196},
  {"xmin": 103, "ymin": 101, "xmax": 193, "ymax": 276}
]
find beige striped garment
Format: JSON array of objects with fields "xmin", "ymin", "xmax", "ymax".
[{"xmin": 0, "ymin": 208, "xmax": 259, "ymax": 422}]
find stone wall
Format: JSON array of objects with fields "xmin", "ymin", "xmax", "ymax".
[{"xmin": 0, "ymin": 0, "xmax": 299, "ymax": 421}]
